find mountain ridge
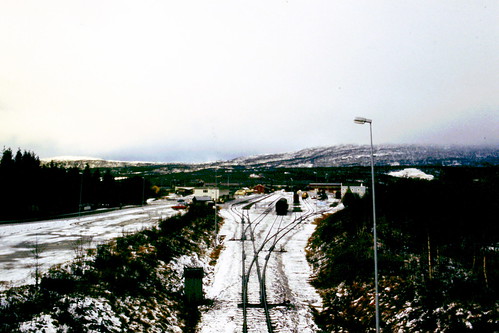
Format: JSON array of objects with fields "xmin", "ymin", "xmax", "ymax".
[
  {"xmin": 41, "ymin": 144, "xmax": 499, "ymax": 169},
  {"xmin": 225, "ymin": 144, "xmax": 498, "ymax": 168}
]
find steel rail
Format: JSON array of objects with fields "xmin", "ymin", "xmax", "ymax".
[
  {"xmin": 238, "ymin": 195, "xmax": 281, "ymax": 332},
  {"xmin": 236, "ymin": 192, "xmax": 330, "ymax": 332}
]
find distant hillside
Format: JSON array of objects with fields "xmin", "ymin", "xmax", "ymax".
[
  {"xmin": 41, "ymin": 157, "xmax": 167, "ymax": 169},
  {"xmin": 220, "ymin": 145, "xmax": 498, "ymax": 168},
  {"xmin": 42, "ymin": 145, "xmax": 498, "ymax": 170}
]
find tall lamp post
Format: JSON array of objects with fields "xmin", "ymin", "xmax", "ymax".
[
  {"xmin": 354, "ymin": 117, "xmax": 380, "ymax": 333},
  {"xmin": 214, "ymin": 168, "xmax": 218, "ymax": 242}
]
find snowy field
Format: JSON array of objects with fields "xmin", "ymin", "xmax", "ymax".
[
  {"xmin": 0, "ymin": 198, "xmax": 182, "ymax": 290},
  {"xmin": 198, "ymin": 192, "xmax": 340, "ymax": 332}
]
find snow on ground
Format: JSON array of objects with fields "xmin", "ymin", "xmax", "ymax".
[
  {"xmin": 198, "ymin": 192, "xmax": 340, "ymax": 332},
  {"xmin": 41, "ymin": 156, "xmax": 104, "ymax": 162},
  {"xmin": 387, "ymin": 168, "xmax": 434, "ymax": 180},
  {"xmin": 0, "ymin": 199, "xmax": 183, "ymax": 290}
]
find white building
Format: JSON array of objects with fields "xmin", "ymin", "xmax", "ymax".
[
  {"xmin": 193, "ymin": 187, "xmax": 230, "ymax": 201},
  {"xmin": 341, "ymin": 184, "xmax": 367, "ymax": 198}
]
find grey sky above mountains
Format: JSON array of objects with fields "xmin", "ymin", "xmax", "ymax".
[{"xmin": 1, "ymin": 1, "xmax": 497, "ymax": 162}]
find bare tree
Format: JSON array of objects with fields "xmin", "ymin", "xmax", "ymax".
[
  {"xmin": 29, "ymin": 236, "xmax": 47, "ymax": 288},
  {"xmin": 72, "ymin": 235, "xmax": 94, "ymax": 261}
]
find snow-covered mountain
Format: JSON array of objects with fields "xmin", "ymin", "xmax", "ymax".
[
  {"xmin": 41, "ymin": 156, "xmax": 162, "ymax": 169},
  {"xmin": 42, "ymin": 144, "xmax": 498, "ymax": 170},
  {"xmin": 220, "ymin": 144, "xmax": 498, "ymax": 168}
]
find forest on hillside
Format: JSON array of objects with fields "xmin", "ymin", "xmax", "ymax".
[
  {"xmin": 307, "ymin": 167, "xmax": 498, "ymax": 331},
  {"xmin": 0, "ymin": 148, "xmax": 155, "ymax": 221}
]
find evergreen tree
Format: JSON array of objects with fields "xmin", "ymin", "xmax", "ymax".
[{"xmin": 0, "ymin": 147, "xmax": 14, "ymax": 169}]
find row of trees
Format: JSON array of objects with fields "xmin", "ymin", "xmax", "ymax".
[
  {"xmin": 307, "ymin": 167, "xmax": 498, "ymax": 331},
  {"xmin": 0, "ymin": 148, "xmax": 155, "ymax": 220}
]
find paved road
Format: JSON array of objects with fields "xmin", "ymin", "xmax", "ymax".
[{"xmin": 0, "ymin": 199, "xmax": 181, "ymax": 289}]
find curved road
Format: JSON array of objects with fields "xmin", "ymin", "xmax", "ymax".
[{"xmin": 0, "ymin": 199, "xmax": 181, "ymax": 289}]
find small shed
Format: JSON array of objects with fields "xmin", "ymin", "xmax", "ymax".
[
  {"xmin": 192, "ymin": 196, "xmax": 214, "ymax": 206},
  {"xmin": 253, "ymin": 184, "xmax": 265, "ymax": 194}
]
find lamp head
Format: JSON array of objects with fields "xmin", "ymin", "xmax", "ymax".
[{"xmin": 354, "ymin": 117, "xmax": 372, "ymax": 124}]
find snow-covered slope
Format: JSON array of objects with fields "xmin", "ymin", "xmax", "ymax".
[
  {"xmin": 41, "ymin": 156, "xmax": 164, "ymax": 168},
  {"xmin": 221, "ymin": 144, "xmax": 498, "ymax": 168},
  {"xmin": 41, "ymin": 145, "xmax": 499, "ymax": 170},
  {"xmin": 41, "ymin": 156, "xmax": 104, "ymax": 162}
]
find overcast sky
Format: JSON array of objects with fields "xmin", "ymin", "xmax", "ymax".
[{"xmin": 1, "ymin": 1, "xmax": 498, "ymax": 162}]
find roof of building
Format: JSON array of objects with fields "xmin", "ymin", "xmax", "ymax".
[{"xmin": 193, "ymin": 196, "xmax": 213, "ymax": 202}]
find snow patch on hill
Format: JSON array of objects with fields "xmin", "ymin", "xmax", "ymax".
[{"xmin": 388, "ymin": 168, "xmax": 435, "ymax": 180}]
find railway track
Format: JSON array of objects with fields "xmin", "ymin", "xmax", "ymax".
[{"xmin": 225, "ymin": 192, "xmax": 327, "ymax": 332}]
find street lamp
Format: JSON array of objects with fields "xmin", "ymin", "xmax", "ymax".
[
  {"xmin": 214, "ymin": 168, "xmax": 219, "ymax": 242},
  {"xmin": 354, "ymin": 116, "xmax": 380, "ymax": 333}
]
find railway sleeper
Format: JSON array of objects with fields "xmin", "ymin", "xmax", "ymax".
[{"xmin": 237, "ymin": 301, "xmax": 294, "ymax": 308}]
